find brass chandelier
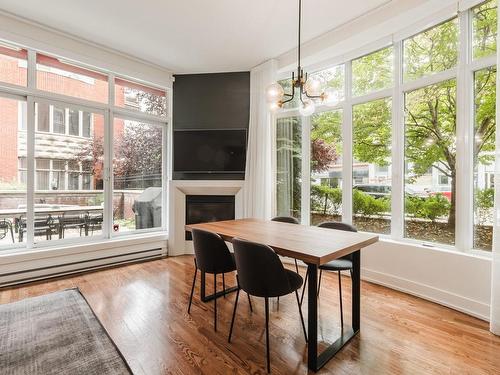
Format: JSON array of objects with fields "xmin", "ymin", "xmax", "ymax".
[{"xmin": 266, "ymin": 0, "xmax": 338, "ymax": 116}]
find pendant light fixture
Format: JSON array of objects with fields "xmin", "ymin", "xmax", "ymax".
[{"xmin": 266, "ymin": 0, "xmax": 338, "ymax": 116}]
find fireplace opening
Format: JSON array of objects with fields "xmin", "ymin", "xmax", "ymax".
[{"xmin": 185, "ymin": 195, "xmax": 235, "ymax": 240}]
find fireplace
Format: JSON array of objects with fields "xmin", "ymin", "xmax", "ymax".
[{"xmin": 185, "ymin": 195, "xmax": 235, "ymax": 240}]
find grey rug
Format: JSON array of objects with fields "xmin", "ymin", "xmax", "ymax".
[{"xmin": 0, "ymin": 288, "xmax": 132, "ymax": 375}]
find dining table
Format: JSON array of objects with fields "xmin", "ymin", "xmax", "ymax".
[{"xmin": 185, "ymin": 218, "xmax": 379, "ymax": 372}]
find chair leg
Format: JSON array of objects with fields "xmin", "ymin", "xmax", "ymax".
[
  {"xmin": 317, "ymin": 269, "xmax": 323, "ymax": 298},
  {"xmin": 214, "ymin": 273, "xmax": 218, "ymax": 332},
  {"xmin": 188, "ymin": 260, "xmax": 197, "ymax": 314},
  {"xmin": 228, "ymin": 288, "xmax": 240, "ymax": 343},
  {"xmin": 295, "ymin": 289, "xmax": 307, "ymax": 342},
  {"xmin": 10, "ymin": 226, "xmax": 14, "ymax": 243},
  {"xmin": 264, "ymin": 297, "xmax": 271, "ymax": 373},
  {"xmin": 294, "ymin": 259, "xmax": 299, "ymax": 274},
  {"xmin": 300, "ymin": 268, "xmax": 309, "ymax": 306},
  {"xmin": 338, "ymin": 271, "xmax": 344, "ymax": 329},
  {"xmin": 222, "ymin": 273, "xmax": 226, "ymax": 298}
]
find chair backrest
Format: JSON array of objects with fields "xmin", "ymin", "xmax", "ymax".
[
  {"xmin": 232, "ymin": 237, "xmax": 292, "ymax": 298},
  {"xmin": 317, "ymin": 221, "xmax": 357, "ymax": 261},
  {"xmin": 191, "ymin": 228, "xmax": 235, "ymax": 274},
  {"xmin": 271, "ymin": 216, "xmax": 300, "ymax": 224}
]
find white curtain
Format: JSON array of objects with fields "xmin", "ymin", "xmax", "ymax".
[
  {"xmin": 491, "ymin": 5, "xmax": 500, "ymax": 335},
  {"xmin": 243, "ymin": 60, "xmax": 277, "ymax": 219}
]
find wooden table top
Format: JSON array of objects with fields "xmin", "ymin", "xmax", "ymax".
[{"xmin": 185, "ymin": 218, "xmax": 379, "ymax": 265}]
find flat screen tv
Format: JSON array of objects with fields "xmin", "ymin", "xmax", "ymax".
[{"xmin": 174, "ymin": 129, "xmax": 247, "ymax": 173}]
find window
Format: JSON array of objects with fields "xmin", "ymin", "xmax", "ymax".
[
  {"xmin": 310, "ymin": 110, "xmax": 343, "ymax": 225},
  {"xmin": 352, "ymin": 47, "xmax": 393, "ymax": 96},
  {"xmin": 352, "ymin": 98, "xmax": 392, "ymax": 235},
  {"xmin": 404, "ymin": 18, "xmax": 458, "ymax": 81},
  {"xmin": 473, "ymin": 0, "xmax": 497, "ymax": 59},
  {"xmin": 0, "ymin": 44, "xmax": 27, "ymax": 86},
  {"xmin": 0, "ymin": 96, "xmax": 27, "ymax": 247},
  {"xmin": 34, "ymin": 100, "xmax": 105, "ymax": 243},
  {"xmin": 473, "ymin": 66, "xmax": 496, "ymax": 250},
  {"xmin": 53, "ymin": 107, "xmax": 65, "ymax": 134},
  {"xmin": 36, "ymin": 53, "xmax": 109, "ymax": 103},
  {"xmin": 114, "ymin": 78, "xmax": 167, "ymax": 117},
  {"xmin": 82, "ymin": 112, "xmax": 91, "ymax": 138},
  {"xmin": 36, "ymin": 103, "xmax": 50, "ymax": 132},
  {"xmin": 276, "ymin": 117, "xmax": 302, "ymax": 220},
  {"xmin": 404, "ymin": 79, "xmax": 456, "ymax": 245},
  {"xmin": 311, "ymin": 65, "xmax": 345, "ymax": 103},
  {"xmin": 69, "ymin": 109, "xmax": 79, "ymax": 136},
  {"xmin": 113, "ymin": 118, "xmax": 163, "ymax": 233}
]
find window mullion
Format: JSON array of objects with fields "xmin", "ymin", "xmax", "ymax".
[
  {"xmin": 343, "ymin": 61, "xmax": 353, "ymax": 224},
  {"xmin": 391, "ymin": 40, "xmax": 404, "ymax": 240},
  {"xmin": 103, "ymin": 109, "xmax": 112, "ymax": 239},
  {"xmin": 301, "ymin": 115, "xmax": 311, "ymax": 226},
  {"xmin": 26, "ymin": 97, "xmax": 35, "ymax": 248},
  {"xmin": 456, "ymin": 9, "xmax": 474, "ymax": 252}
]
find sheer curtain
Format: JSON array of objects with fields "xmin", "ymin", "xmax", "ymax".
[
  {"xmin": 243, "ymin": 60, "xmax": 277, "ymax": 219},
  {"xmin": 492, "ymin": 9, "xmax": 500, "ymax": 335}
]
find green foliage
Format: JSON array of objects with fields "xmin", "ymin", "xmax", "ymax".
[
  {"xmin": 475, "ymin": 188, "xmax": 494, "ymax": 225},
  {"xmin": 352, "ymin": 189, "xmax": 390, "ymax": 217},
  {"xmin": 474, "ymin": 67, "xmax": 497, "ymax": 164},
  {"xmin": 404, "ymin": 18, "xmax": 458, "ymax": 81},
  {"xmin": 405, "ymin": 194, "xmax": 451, "ymax": 222},
  {"xmin": 311, "ymin": 111, "xmax": 342, "ymax": 173},
  {"xmin": 311, "ymin": 184, "xmax": 342, "ymax": 215},
  {"xmin": 353, "ymin": 98, "xmax": 392, "ymax": 166},
  {"xmin": 473, "ymin": 0, "xmax": 497, "ymax": 59},
  {"xmin": 352, "ymin": 47, "xmax": 393, "ymax": 96}
]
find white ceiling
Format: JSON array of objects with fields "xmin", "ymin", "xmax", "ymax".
[{"xmin": 0, "ymin": 0, "xmax": 392, "ymax": 74}]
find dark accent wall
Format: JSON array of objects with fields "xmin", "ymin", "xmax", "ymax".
[{"xmin": 173, "ymin": 72, "xmax": 250, "ymax": 180}]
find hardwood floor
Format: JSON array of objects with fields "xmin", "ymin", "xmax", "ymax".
[{"xmin": 1, "ymin": 256, "xmax": 499, "ymax": 374}]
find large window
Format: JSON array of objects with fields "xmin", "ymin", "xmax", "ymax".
[
  {"xmin": 310, "ymin": 110, "xmax": 342, "ymax": 225},
  {"xmin": 36, "ymin": 53, "xmax": 109, "ymax": 103},
  {"xmin": 275, "ymin": 1, "xmax": 497, "ymax": 252},
  {"xmin": 113, "ymin": 118, "xmax": 163, "ymax": 233},
  {"xmin": 352, "ymin": 47, "xmax": 393, "ymax": 96},
  {"xmin": 353, "ymin": 98, "xmax": 392, "ymax": 235},
  {"xmin": 403, "ymin": 18, "xmax": 458, "ymax": 81},
  {"xmin": 276, "ymin": 117, "xmax": 302, "ymax": 220},
  {"xmin": 0, "ymin": 44, "xmax": 27, "ymax": 87},
  {"xmin": 473, "ymin": 0, "xmax": 497, "ymax": 59},
  {"xmin": 0, "ymin": 40, "xmax": 169, "ymax": 251},
  {"xmin": 473, "ymin": 67, "xmax": 496, "ymax": 250}
]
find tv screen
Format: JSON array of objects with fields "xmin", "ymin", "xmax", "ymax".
[{"xmin": 174, "ymin": 129, "xmax": 247, "ymax": 173}]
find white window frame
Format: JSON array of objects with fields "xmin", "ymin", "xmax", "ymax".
[
  {"xmin": 0, "ymin": 46, "xmax": 170, "ymax": 252},
  {"xmin": 273, "ymin": 0, "xmax": 497, "ymax": 254}
]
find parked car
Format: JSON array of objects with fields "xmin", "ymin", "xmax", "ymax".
[{"xmin": 353, "ymin": 184, "xmax": 391, "ymax": 199}]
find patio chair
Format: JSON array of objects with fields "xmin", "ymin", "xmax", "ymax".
[
  {"xmin": 0, "ymin": 219, "xmax": 15, "ymax": 243},
  {"xmin": 85, "ymin": 212, "xmax": 103, "ymax": 236},
  {"xmin": 18, "ymin": 215, "xmax": 58, "ymax": 242},
  {"xmin": 58, "ymin": 213, "xmax": 87, "ymax": 239}
]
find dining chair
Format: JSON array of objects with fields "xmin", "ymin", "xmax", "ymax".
[
  {"xmin": 316, "ymin": 221, "xmax": 357, "ymax": 329},
  {"xmin": 228, "ymin": 237, "xmax": 307, "ymax": 373},
  {"xmin": 189, "ymin": 228, "xmax": 251, "ymax": 331}
]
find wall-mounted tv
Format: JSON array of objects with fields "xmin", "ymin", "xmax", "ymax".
[{"xmin": 174, "ymin": 129, "xmax": 247, "ymax": 173}]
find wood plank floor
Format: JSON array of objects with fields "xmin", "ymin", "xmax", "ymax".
[{"xmin": 1, "ymin": 256, "xmax": 499, "ymax": 374}]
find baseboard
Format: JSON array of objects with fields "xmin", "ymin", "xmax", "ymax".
[{"xmin": 361, "ymin": 268, "xmax": 490, "ymax": 321}]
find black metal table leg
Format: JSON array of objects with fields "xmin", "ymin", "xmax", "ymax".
[
  {"xmin": 200, "ymin": 270, "xmax": 238, "ymax": 302},
  {"xmin": 307, "ymin": 249, "xmax": 361, "ymax": 372}
]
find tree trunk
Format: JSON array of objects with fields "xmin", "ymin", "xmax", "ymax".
[
  {"xmin": 448, "ymin": 175, "xmax": 456, "ymax": 229},
  {"xmin": 323, "ymin": 193, "xmax": 328, "ymax": 215}
]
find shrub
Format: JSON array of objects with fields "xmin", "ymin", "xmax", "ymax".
[
  {"xmin": 405, "ymin": 193, "xmax": 450, "ymax": 222},
  {"xmin": 353, "ymin": 189, "xmax": 390, "ymax": 217},
  {"xmin": 475, "ymin": 188, "xmax": 494, "ymax": 225}
]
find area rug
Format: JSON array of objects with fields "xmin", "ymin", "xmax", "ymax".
[{"xmin": 0, "ymin": 288, "xmax": 133, "ymax": 375}]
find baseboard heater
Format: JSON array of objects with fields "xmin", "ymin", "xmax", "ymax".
[{"xmin": 0, "ymin": 248, "xmax": 165, "ymax": 288}]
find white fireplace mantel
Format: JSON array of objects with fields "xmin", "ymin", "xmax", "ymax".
[{"xmin": 167, "ymin": 180, "xmax": 245, "ymax": 256}]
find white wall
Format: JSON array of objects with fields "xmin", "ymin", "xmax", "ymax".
[
  {"xmin": 362, "ymin": 240, "xmax": 491, "ymax": 320},
  {"xmin": 0, "ymin": 11, "xmax": 172, "ymax": 88}
]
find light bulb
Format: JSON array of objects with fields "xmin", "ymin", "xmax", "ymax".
[
  {"xmin": 266, "ymin": 82, "xmax": 285, "ymax": 103},
  {"xmin": 323, "ymin": 87, "xmax": 340, "ymax": 107},
  {"xmin": 299, "ymin": 99, "xmax": 315, "ymax": 116},
  {"xmin": 269, "ymin": 101, "xmax": 282, "ymax": 113},
  {"xmin": 305, "ymin": 78, "xmax": 322, "ymax": 97}
]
